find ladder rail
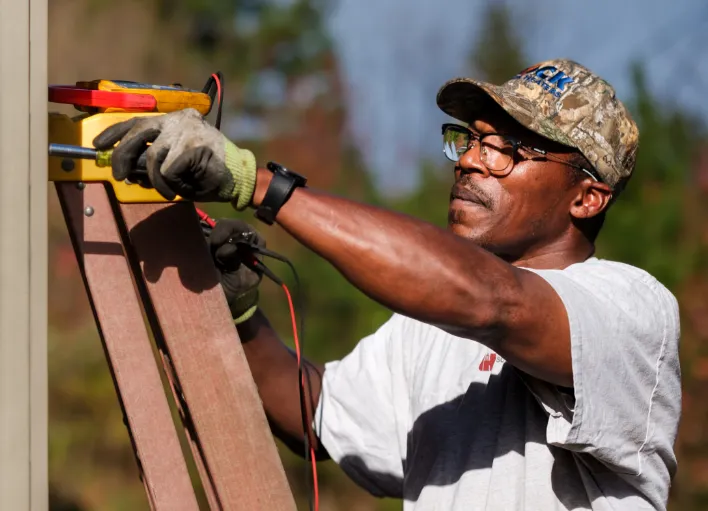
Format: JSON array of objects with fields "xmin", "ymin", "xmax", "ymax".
[
  {"xmin": 56, "ymin": 182, "xmax": 200, "ymax": 511},
  {"xmin": 118, "ymin": 201, "xmax": 296, "ymax": 510}
]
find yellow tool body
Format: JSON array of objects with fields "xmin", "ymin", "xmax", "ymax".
[
  {"xmin": 48, "ymin": 74, "xmax": 221, "ymax": 202},
  {"xmin": 48, "ymin": 112, "xmax": 184, "ymax": 203},
  {"xmin": 76, "ymin": 79, "xmax": 212, "ymax": 115}
]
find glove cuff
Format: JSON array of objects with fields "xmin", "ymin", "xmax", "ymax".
[
  {"xmin": 233, "ymin": 304, "xmax": 258, "ymax": 325},
  {"xmin": 229, "ymin": 287, "xmax": 260, "ymax": 324},
  {"xmin": 224, "ymin": 139, "xmax": 257, "ymax": 210}
]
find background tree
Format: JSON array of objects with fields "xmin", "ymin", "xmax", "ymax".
[{"xmin": 470, "ymin": 1, "xmax": 527, "ymax": 84}]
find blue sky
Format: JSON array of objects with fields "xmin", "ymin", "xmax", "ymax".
[{"xmin": 326, "ymin": 0, "xmax": 708, "ymax": 193}]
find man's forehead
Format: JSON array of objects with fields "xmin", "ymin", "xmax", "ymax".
[
  {"xmin": 467, "ymin": 109, "xmax": 573, "ymax": 152},
  {"xmin": 468, "ymin": 113, "xmax": 518, "ymax": 133}
]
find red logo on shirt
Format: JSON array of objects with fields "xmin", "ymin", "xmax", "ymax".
[{"xmin": 479, "ymin": 353, "xmax": 497, "ymax": 371}]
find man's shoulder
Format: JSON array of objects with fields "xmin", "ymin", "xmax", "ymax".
[
  {"xmin": 532, "ymin": 257, "xmax": 680, "ymax": 350},
  {"xmin": 540, "ymin": 257, "xmax": 678, "ymax": 311},
  {"xmin": 568, "ymin": 257, "xmax": 667, "ymax": 283}
]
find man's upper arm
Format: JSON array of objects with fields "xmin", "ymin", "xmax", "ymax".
[{"xmin": 475, "ymin": 265, "xmax": 575, "ymax": 386}]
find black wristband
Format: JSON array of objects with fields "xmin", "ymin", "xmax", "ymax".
[{"xmin": 254, "ymin": 162, "xmax": 307, "ymax": 225}]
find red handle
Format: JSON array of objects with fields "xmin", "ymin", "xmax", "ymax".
[{"xmin": 49, "ymin": 85, "xmax": 157, "ymax": 112}]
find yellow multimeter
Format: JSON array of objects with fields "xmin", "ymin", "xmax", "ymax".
[{"xmin": 47, "ymin": 73, "xmax": 224, "ymax": 202}]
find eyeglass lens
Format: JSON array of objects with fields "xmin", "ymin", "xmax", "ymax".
[{"xmin": 443, "ymin": 125, "xmax": 515, "ymax": 172}]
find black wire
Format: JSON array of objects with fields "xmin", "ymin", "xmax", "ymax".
[
  {"xmin": 214, "ymin": 71, "xmax": 224, "ymax": 131},
  {"xmin": 269, "ymin": 257, "xmax": 314, "ymax": 511},
  {"xmin": 202, "ymin": 77, "xmax": 216, "ymax": 114},
  {"xmin": 239, "ymin": 244, "xmax": 315, "ymax": 511},
  {"xmin": 204, "ymin": 223, "xmax": 316, "ymax": 510},
  {"xmin": 202, "ymin": 71, "xmax": 224, "ymax": 130}
]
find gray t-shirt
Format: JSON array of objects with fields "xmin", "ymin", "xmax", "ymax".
[{"xmin": 314, "ymin": 258, "xmax": 681, "ymax": 510}]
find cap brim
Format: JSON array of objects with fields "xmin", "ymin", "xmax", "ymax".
[
  {"xmin": 436, "ymin": 78, "xmax": 507, "ymax": 124},
  {"xmin": 436, "ymin": 78, "xmax": 576, "ymax": 149}
]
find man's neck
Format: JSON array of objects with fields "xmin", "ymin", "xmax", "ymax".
[{"xmin": 509, "ymin": 234, "xmax": 595, "ymax": 270}]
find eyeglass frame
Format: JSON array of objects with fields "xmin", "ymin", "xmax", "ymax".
[{"xmin": 441, "ymin": 123, "xmax": 602, "ymax": 183}]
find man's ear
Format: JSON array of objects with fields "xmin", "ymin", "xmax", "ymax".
[{"xmin": 569, "ymin": 180, "xmax": 613, "ymax": 220}]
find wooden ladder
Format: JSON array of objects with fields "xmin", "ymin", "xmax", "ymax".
[{"xmin": 54, "ymin": 179, "xmax": 296, "ymax": 510}]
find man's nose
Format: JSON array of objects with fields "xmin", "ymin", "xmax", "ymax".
[{"xmin": 456, "ymin": 144, "xmax": 490, "ymax": 178}]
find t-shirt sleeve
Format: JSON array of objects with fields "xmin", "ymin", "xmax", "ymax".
[
  {"xmin": 313, "ymin": 314, "xmax": 408, "ymax": 498},
  {"xmin": 522, "ymin": 262, "xmax": 681, "ymax": 479}
]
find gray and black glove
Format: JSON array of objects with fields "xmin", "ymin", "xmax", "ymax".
[
  {"xmin": 93, "ymin": 108, "xmax": 257, "ymax": 208},
  {"xmin": 208, "ymin": 219, "xmax": 265, "ymax": 324}
]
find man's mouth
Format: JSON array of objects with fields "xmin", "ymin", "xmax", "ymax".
[{"xmin": 450, "ymin": 185, "xmax": 489, "ymax": 209}]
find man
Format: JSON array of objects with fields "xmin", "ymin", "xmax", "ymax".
[{"xmin": 94, "ymin": 59, "xmax": 681, "ymax": 510}]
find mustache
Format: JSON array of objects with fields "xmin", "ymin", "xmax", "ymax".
[{"xmin": 450, "ymin": 180, "xmax": 494, "ymax": 209}]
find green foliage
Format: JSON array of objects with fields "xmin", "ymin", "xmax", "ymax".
[
  {"xmin": 470, "ymin": 2, "xmax": 527, "ymax": 83},
  {"xmin": 595, "ymin": 64, "xmax": 705, "ymax": 289},
  {"xmin": 163, "ymin": 0, "xmax": 332, "ymax": 82},
  {"xmin": 390, "ymin": 161, "xmax": 452, "ymax": 227}
]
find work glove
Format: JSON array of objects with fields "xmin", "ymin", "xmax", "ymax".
[
  {"xmin": 207, "ymin": 218, "xmax": 265, "ymax": 324},
  {"xmin": 92, "ymin": 108, "xmax": 257, "ymax": 209}
]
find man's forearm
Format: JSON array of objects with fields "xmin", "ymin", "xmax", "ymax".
[
  {"xmin": 237, "ymin": 309, "xmax": 327, "ymax": 458},
  {"xmin": 254, "ymin": 170, "xmax": 517, "ymax": 338}
]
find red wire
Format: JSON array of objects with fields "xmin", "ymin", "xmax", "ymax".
[
  {"xmin": 199, "ymin": 207, "xmax": 319, "ymax": 509},
  {"xmin": 195, "ymin": 207, "xmax": 216, "ymax": 228},
  {"xmin": 282, "ymin": 283, "xmax": 320, "ymax": 511},
  {"xmin": 211, "ymin": 73, "xmax": 222, "ymax": 120},
  {"xmin": 311, "ymin": 445, "xmax": 319, "ymax": 511},
  {"xmin": 211, "ymin": 73, "xmax": 222, "ymax": 104}
]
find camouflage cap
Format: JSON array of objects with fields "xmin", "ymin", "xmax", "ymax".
[{"xmin": 436, "ymin": 59, "xmax": 639, "ymax": 190}]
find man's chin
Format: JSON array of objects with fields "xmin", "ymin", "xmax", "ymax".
[
  {"xmin": 447, "ymin": 203, "xmax": 493, "ymax": 241},
  {"xmin": 448, "ymin": 221, "xmax": 473, "ymax": 237},
  {"xmin": 448, "ymin": 201, "xmax": 487, "ymax": 225},
  {"xmin": 448, "ymin": 222, "xmax": 498, "ymax": 253}
]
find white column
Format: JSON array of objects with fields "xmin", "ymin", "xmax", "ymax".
[{"xmin": 0, "ymin": 0, "xmax": 48, "ymax": 508}]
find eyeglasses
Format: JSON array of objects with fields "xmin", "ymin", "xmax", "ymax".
[{"xmin": 441, "ymin": 123, "xmax": 601, "ymax": 182}]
